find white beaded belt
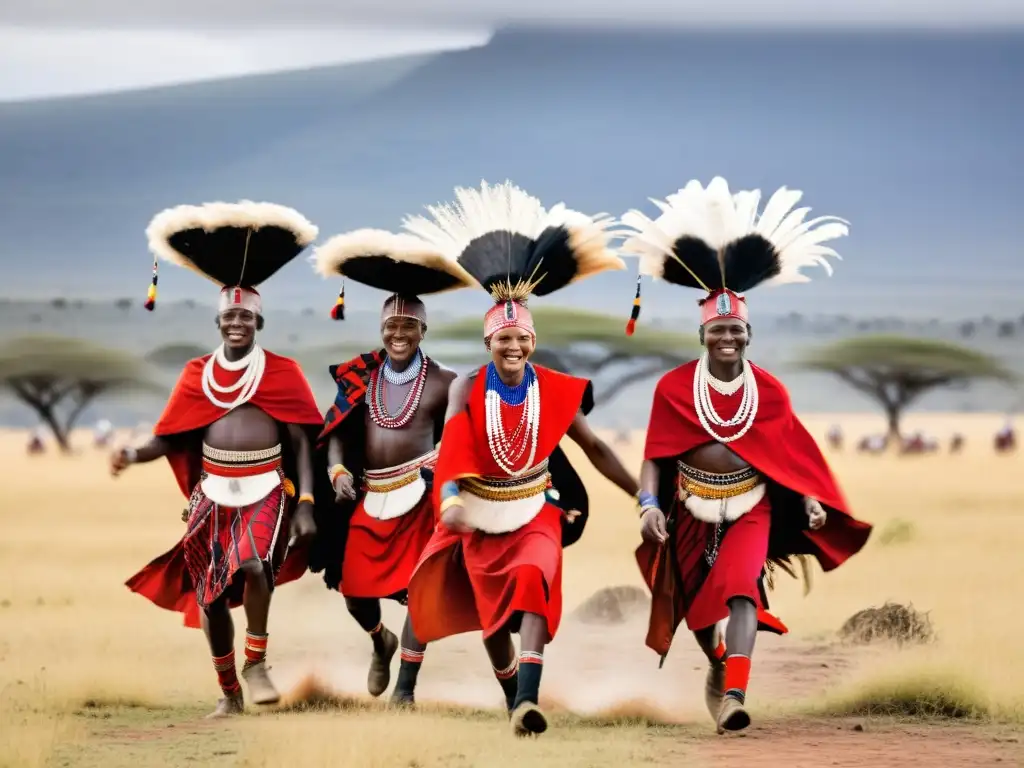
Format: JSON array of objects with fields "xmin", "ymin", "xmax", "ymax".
[
  {"xmin": 361, "ymin": 450, "xmax": 437, "ymax": 521},
  {"xmin": 458, "ymin": 460, "xmax": 550, "ymax": 534},
  {"xmin": 675, "ymin": 460, "xmax": 764, "ymax": 524},
  {"xmin": 200, "ymin": 443, "xmax": 283, "ymax": 508}
]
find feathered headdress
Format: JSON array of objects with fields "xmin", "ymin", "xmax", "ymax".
[
  {"xmin": 618, "ymin": 177, "xmax": 849, "ymax": 332},
  {"xmin": 144, "ymin": 200, "xmax": 318, "ymax": 312},
  {"xmin": 399, "ymin": 180, "xmax": 625, "ymax": 339},
  {"xmin": 311, "ymin": 229, "xmax": 477, "ymax": 320}
]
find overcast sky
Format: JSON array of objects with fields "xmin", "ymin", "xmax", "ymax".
[{"xmin": 3, "ymin": 0, "xmax": 1022, "ymax": 101}]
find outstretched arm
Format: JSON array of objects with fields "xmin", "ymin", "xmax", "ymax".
[
  {"xmin": 565, "ymin": 410, "xmax": 640, "ymax": 498},
  {"xmin": 110, "ymin": 435, "xmax": 172, "ymax": 476}
]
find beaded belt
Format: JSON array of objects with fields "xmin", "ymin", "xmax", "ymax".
[
  {"xmin": 364, "ymin": 450, "xmax": 437, "ymax": 494},
  {"xmin": 460, "ymin": 460, "xmax": 551, "ymax": 502},
  {"xmin": 676, "ymin": 460, "xmax": 760, "ymax": 500},
  {"xmin": 202, "ymin": 443, "xmax": 282, "ymax": 478}
]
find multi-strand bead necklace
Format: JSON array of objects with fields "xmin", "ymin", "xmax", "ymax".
[
  {"xmin": 485, "ymin": 362, "xmax": 540, "ymax": 477},
  {"xmin": 368, "ymin": 350, "xmax": 428, "ymax": 429},
  {"xmin": 202, "ymin": 343, "xmax": 266, "ymax": 410},
  {"xmin": 692, "ymin": 351, "xmax": 759, "ymax": 443}
]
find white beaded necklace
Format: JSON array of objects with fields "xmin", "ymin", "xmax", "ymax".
[
  {"xmin": 202, "ymin": 343, "xmax": 266, "ymax": 410},
  {"xmin": 485, "ymin": 367, "xmax": 541, "ymax": 478},
  {"xmin": 693, "ymin": 351, "xmax": 759, "ymax": 443}
]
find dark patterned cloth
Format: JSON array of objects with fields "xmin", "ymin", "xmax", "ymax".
[
  {"xmin": 309, "ymin": 349, "xmax": 384, "ymax": 590},
  {"xmin": 316, "ymin": 349, "xmax": 385, "ymax": 447}
]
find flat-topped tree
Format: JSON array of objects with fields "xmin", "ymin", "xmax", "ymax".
[
  {"xmin": 797, "ymin": 335, "xmax": 1017, "ymax": 439},
  {"xmin": 433, "ymin": 307, "xmax": 699, "ymax": 407},
  {"xmin": 0, "ymin": 335, "xmax": 167, "ymax": 451},
  {"xmin": 144, "ymin": 342, "xmax": 210, "ymax": 371}
]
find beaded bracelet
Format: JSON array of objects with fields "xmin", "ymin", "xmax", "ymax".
[
  {"xmin": 440, "ymin": 480, "xmax": 460, "ymax": 501},
  {"xmin": 639, "ymin": 504, "xmax": 661, "ymax": 519},
  {"xmin": 298, "ymin": 493, "xmax": 315, "ymax": 505},
  {"xmin": 329, "ymin": 464, "xmax": 351, "ymax": 484},
  {"xmin": 440, "ymin": 495, "xmax": 463, "ymax": 513}
]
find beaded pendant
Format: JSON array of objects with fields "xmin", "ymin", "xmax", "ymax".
[
  {"xmin": 485, "ymin": 362, "xmax": 541, "ymax": 477},
  {"xmin": 368, "ymin": 355, "xmax": 429, "ymax": 429}
]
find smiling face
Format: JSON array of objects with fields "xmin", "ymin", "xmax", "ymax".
[
  {"xmin": 381, "ymin": 316, "xmax": 424, "ymax": 365},
  {"xmin": 489, "ymin": 326, "xmax": 535, "ymax": 379},
  {"xmin": 703, "ymin": 318, "xmax": 749, "ymax": 365},
  {"xmin": 218, "ymin": 307, "xmax": 258, "ymax": 352}
]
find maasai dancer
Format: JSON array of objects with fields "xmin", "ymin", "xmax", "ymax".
[
  {"xmin": 309, "ymin": 227, "xmax": 475, "ymax": 704},
  {"xmin": 619, "ymin": 178, "xmax": 873, "ymax": 734},
  {"xmin": 402, "ymin": 181, "xmax": 645, "ymax": 737},
  {"xmin": 114, "ymin": 201, "xmax": 325, "ymax": 718}
]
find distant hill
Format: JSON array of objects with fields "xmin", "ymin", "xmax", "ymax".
[{"xmin": 0, "ymin": 28, "xmax": 1021, "ymax": 320}]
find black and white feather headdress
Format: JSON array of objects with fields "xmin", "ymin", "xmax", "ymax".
[
  {"xmin": 617, "ymin": 177, "xmax": 849, "ymax": 331},
  {"xmin": 143, "ymin": 200, "xmax": 319, "ymax": 310}
]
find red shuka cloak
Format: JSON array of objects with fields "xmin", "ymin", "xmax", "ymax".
[
  {"xmin": 124, "ymin": 350, "xmax": 325, "ymax": 628},
  {"xmin": 637, "ymin": 360, "xmax": 872, "ymax": 655},
  {"xmin": 407, "ymin": 365, "xmax": 589, "ymax": 643},
  {"xmin": 431, "ymin": 365, "xmax": 590, "ymax": 508}
]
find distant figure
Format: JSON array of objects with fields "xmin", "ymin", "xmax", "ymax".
[
  {"xmin": 826, "ymin": 423, "xmax": 843, "ymax": 451},
  {"xmin": 93, "ymin": 419, "xmax": 114, "ymax": 448},
  {"xmin": 949, "ymin": 433, "xmax": 965, "ymax": 454},
  {"xmin": 995, "ymin": 418, "xmax": 1016, "ymax": 454},
  {"xmin": 858, "ymin": 434, "xmax": 887, "ymax": 454},
  {"xmin": 27, "ymin": 427, "xmax": 46, "ymax": 455},
  {"xmin": 900, "ymin": 431, "xmax": 937, "ymax": 455}
]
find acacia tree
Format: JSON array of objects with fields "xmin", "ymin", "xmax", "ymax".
[
  {"xmin": 798, "ymin": 335, "xmax": 1016, "ymax": 439},
  {"xmin": 433, "ymin": 307, "xmax": 698, "ymax": 407},
  {"xmin": 0, "ymin": 335, "xmax": 166, "ymax": 452}
]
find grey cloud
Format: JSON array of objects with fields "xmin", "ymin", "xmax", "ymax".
[{"xmin": 4, "ymin": 0, "xmax": 1024, "ymax": 27}]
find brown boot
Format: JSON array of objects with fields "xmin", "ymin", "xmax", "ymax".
[
  {"xmin": 510, "ymin": 702, "xmax": 548, "ymax": 737},
  {"xmin": 716, "ymin": 695, "xmax": 751, "ymax": 734},
  {"xmin": 705, "ymin": 661, "xmax": 726, "ymax": 720},
  {"xmin": 205, "ymin": 692, "xmax": 244, "ymax": 719},
  {"xmin": 368, "ymin": 627, "xmax": 399, "ymax": 697},
  {"xmin": 241, "ymin": 661, "xmax": 280, "ymax": 706}
]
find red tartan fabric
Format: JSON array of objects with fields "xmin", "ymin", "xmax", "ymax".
[
  {"xmin": 317, "ymin": 350, "xmax": 385, "ymax": 447},
  {"xmin": 183, "ymin": 481, "xmax": 287, "ymax": 609}
]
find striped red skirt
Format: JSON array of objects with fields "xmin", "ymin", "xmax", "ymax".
[
  {"xmin": 182, "ymin": 481, "xmax": 288, "ymax": 609},
  {"xmin": 407, "ymin": 503, "xmax": 563, "ymax": 644}
]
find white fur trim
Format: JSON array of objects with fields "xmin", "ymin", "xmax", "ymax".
[
  {"xmin": 460, "ymin": 489, "xmax": 546, "ymax": 534},
  {"xmin": 311, "ymin": 228, "xmax": 477, "ymax": 289},
  {"xmin": 146, "ymin": 200, "xmax": 319, "ymax": 284},
  {"xmin": 619, "ymin": 176, "xmax": 848, "ymax": 286},
  {"xmin": 201, "ymin": 470, "xmax": 280, "ymax": 508},
  {"xmin": 683, "ymin": 483, "xmax": 765, "ymax": 523}
]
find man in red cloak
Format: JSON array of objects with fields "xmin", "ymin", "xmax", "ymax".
[
  {"xmin": 619, "ymin": 177, "xmax": 873, "ymax": 734},
  {"xmin": 400, "ymin": 181, "xmax": 645, "ymax": 737},
  {"xmin": 112, "ymin": 202, "xmax": 325, "ymax": 718}
]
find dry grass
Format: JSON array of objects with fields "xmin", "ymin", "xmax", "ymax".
[{"xmin": 2, "ymin": 411, "xmax": 1023, "ymax": 766}]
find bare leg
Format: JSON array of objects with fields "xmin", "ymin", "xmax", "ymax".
[
  {"xmin": 346, "ymin": 596, "xmax": 398, "ymax": 697},
  {"xmin": 390, "ymin": 613, "xmax": 427, "ymax": 706},
  {"xmin": 510, "ymin": 612, "xmax": 549, "ymax": 737},
  {"xmin": 718, "ymin": 597, "xmax": 756, "ymax": 734},
  {"xmin": 483, "ymin": 628, "xmax": 518, "ymax": 713},
  {"xmin": 694, "ymin": 624, "xmax": 727, "ymax": 719},
  {"xmin": 201, "ymin": 596, "xmax": 243, "ymax": 718},
  {"xmin": 239, "ymin": 560, "xmax": 279, "ymax": 705}
]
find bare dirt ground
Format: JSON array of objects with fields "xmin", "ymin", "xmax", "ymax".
[{"xmin": 4, "ymin": 416, "xmax": 1024, "ymax": 767}]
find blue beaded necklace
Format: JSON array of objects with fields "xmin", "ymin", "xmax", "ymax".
[{"xmin": 486, "ymin": 362, "xmax": 535, "ymax": 407}]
